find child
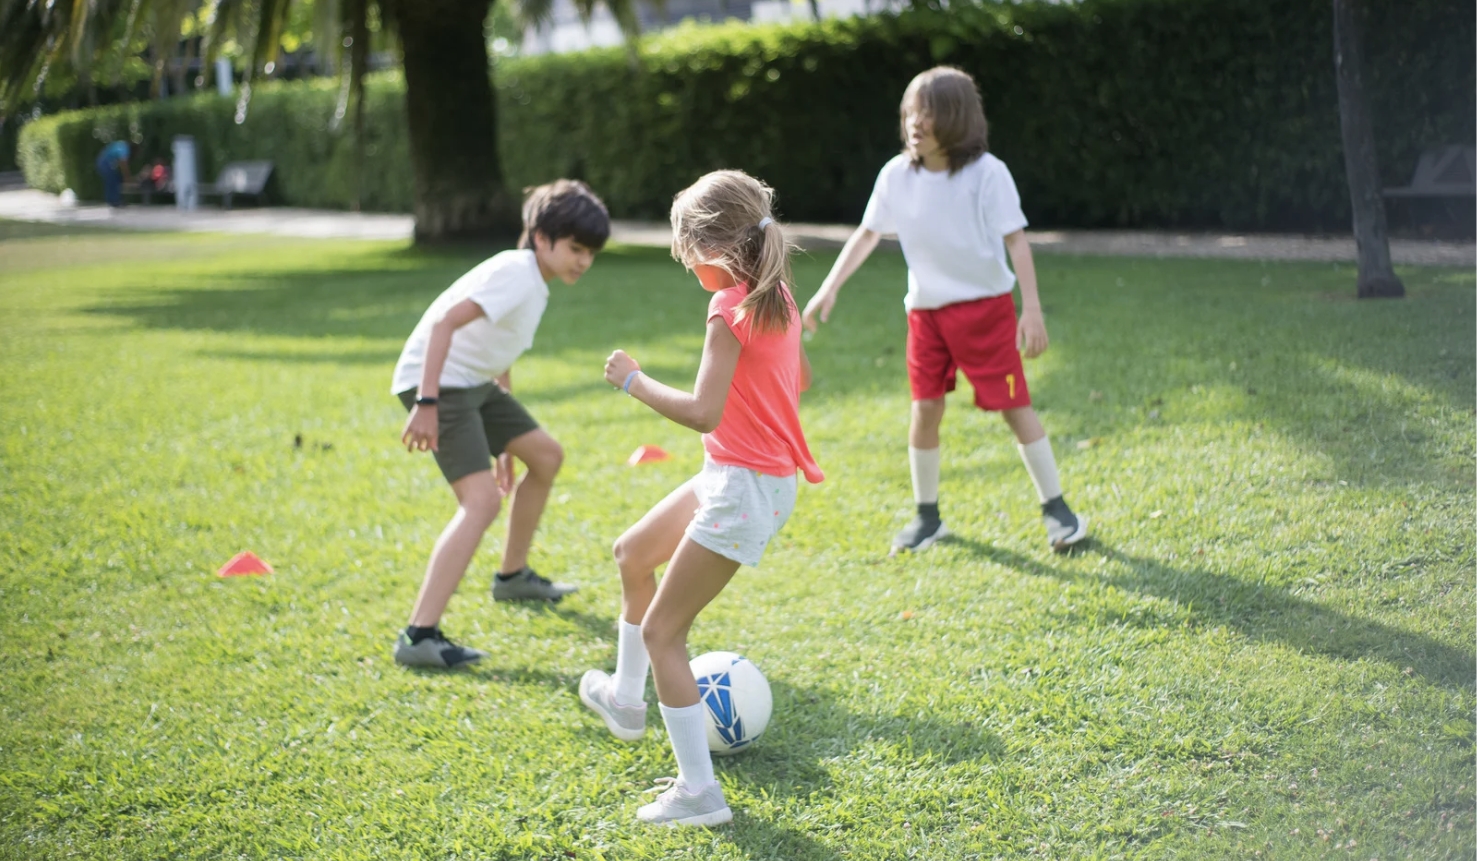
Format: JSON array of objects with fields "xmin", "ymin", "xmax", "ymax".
[
  {"xmin": 802, "ymin": 66, "xmax": 1087, "ymax": 553},
  {"xmin": 391, "ymin": 179, "xmax": 609, "ymax": 668},
  {"xmin": 579, "ymin": 170, "xmax": 822, "ymax": 826}
]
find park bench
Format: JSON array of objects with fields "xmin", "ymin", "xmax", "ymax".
[
  {"xmin": 1383, "ymin": 145, "xmax": 1475, "ymax": 201},
  {"xmin": 1382, "ymin": 145, "xmax": 1475, "ymax": 237},
  {"xmin": 120, "ymin": 177, "xmax": 173, "ymax": 205},
  {"xmin": 199, "ymin": 160, "xmax": 274, "ymax": 209}
]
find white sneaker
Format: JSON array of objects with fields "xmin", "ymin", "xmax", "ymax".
[
  {"xmin": 579, "ymin": 669, "xmax": 647, "ymax": 741},
  {"xmin": 1042, "ymin": 495, "xmax": 1088, "ymax": 551},
  {"xmin": 637, "ymin": 778, "xmax": 732, "ymax": 827}
]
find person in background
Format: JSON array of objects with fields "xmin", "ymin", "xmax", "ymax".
[{"xmin": 95, "ymin": 140, "xmax": 132, "ymax": 207}]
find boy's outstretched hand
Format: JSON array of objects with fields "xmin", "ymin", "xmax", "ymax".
[
  {"xmin": 801, "ymin": 287, "xmax": 837, "ymax": 333},
  {"xmin": 1017, "ymin": 308, "xmax": 1049, "ymax": 359},
  {"xmin": 401, "ymin": 405, "xmax": 439, "ymax": 452},
  {"xmin": 604, "ymin": 349, "xmax": 640, "ymax": 389}
]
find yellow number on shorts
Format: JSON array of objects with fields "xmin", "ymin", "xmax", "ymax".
[{"xmin": 1006, "ymin": 374, "xmax": 1016, "ymax": 400}]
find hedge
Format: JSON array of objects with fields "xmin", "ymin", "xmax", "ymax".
[
  {"xmin": 498, "ymin": 0, "xmax": 1473, "ymax": 230},
  {"xmin": 18, "ymin": 0, "xmax": 1475, "ymax": 230},
  {"xmin": 17, "ymin": 74, "xmax": 413, "ymax": 212}
]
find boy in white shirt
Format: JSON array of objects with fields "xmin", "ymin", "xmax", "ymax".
[
  {"xmin": 391, "ymin": 180, "xmax": 609, "ymax": 668},
  {"xmin": 803, "ymin": 66, "xmax": 1087, "ymax": 554}
]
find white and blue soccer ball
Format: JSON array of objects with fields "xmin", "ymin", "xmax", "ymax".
[{"xmin": 690, "ymin": 651, "xmax": 772, "ymax": 756}]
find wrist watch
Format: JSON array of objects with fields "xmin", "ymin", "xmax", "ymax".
[{"xmin": 415, "ymin": 395, "xmax": 439, "ymax": 406}]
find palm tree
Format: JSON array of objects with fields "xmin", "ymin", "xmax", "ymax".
[{"xmin": 0, "ymin": 0, "xmax": 642, "ymax": 242}]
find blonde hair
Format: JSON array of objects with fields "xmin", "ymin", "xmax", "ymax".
[
  {"xmin": 670, "ymin": 170, "xmax": 796, "ymax": 335},
  {"xmin": 901, "ymin": 66, "xmax": 989, "ymax": 175}
]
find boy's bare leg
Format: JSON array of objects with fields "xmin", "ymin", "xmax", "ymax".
[
  {"xmin": 1002, "ymin": 405, "xmax": 1046, "ymax": 445},
  {"xmin": 909, "ymin": 397, "xmax": 946, "ymax": 448},
  {"xmin": 498, "ymin": 429, "xmax": 564, "ymax": 574},
  {"xmin": 408, "ymin": 470, "xmax": 501, "ymax": 627},
  {"xmin": 613, "ymin": 480, "xmax": 700, "ymax": 624}
]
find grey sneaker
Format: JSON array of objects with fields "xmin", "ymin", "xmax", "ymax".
[
  {"xmin": 637, "ymin": 778, "xmax": 732, "ymax": 827},
  {"xmin": 393, "ymin": 629, "xmax": 487, "ymax": 669},
  {"xmin": 1042, "ymin": 496, "xmax": 1088, "ymax": 551},
  {"xmin": 492, "ymin": 567, "xmax": 578, "ymax": 603},
  {"xmin": 578, "ymin": 669, "xmax": 647, "ymax": 741},
  {"xmin": 891, "ymin": 503, "xmax": 950, "ymax": 554}
]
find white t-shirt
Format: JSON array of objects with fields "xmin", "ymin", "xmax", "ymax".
[
  {"xmin": 860, "ymin": 152, "xmax": 1028, "ymax": 311},
  {"xmin": 391, "ymin": 249, "xmax": 549, "ymax": 394}
]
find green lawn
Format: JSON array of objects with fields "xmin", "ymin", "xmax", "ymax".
[{"xmin": 0, "ymin": 219, "xmax": 1472, "ymax": 860}]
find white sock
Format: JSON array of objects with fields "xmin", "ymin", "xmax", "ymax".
[
  {"xmin": 1017, "ymin": 436, "xmax": 1063, "ymax": 504},
  {"xmin": 659, "ymin": 702, "xmax": 715, "ymax": 789},
  {"xmin": 909, "ymin": 446, "xmax": 941, "ymax": 504},
  {"xmin": 613, "ymin": 621, "xmax": 649, "ymax": 705}
]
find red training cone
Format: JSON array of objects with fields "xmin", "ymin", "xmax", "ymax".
[
  {"xmin": 217, "ymin": 551, "xmax": 274, "ymax": 577},
  {"xmin": 626, "ymin": 445, "xmax": 671, "ymax": 466}
]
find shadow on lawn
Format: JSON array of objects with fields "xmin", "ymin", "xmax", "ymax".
[
  {"xmin": 946, "ymin": 535, "xmax": 1475, "ymax": 691},
  {"xmin": 710, "ymin": 677, "xmax": 1002, "ymax": 856}
]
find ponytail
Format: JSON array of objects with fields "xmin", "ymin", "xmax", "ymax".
[{"xmin": 733, "ymin": 219, "xmax": 795, "ymax": 335}]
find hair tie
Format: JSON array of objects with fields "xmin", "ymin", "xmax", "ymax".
[{"xmin": 757, "ymin": 217, "xmax": 773, "ymax": 230}]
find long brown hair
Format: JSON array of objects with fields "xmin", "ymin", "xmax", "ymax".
[
  {"xmin": 901, "ymin": 66, "xmax": 989, "ymax": 175},
  {"xmin": 669, "ymin": 170, "xmax": 796, "ymax": 335}
]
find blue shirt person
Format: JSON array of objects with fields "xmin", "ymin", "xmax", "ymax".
[{"xmin": 95, "ymin": 140, "xmax": 132, "ymax": 207}]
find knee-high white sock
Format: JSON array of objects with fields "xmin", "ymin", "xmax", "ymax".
[
  {"xmin": 659, "ymin": 702, "xmax": 715, "ymax": 789},
  {"xmin": 1017, "ymin": 436, "xmax": 1063, "ymax": 504},
  {"xmin": 909, "ymin": 446, "xmax": 941, "ymax": 504},
  {"xmin": 614, "ymin": 620, "xmax": 649, "ymax": 705}
]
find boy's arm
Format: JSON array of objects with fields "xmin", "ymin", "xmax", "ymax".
[
  {"xmin": 402, "ymin": 298, "xmax": 486, "ymax": 452},
  {"xmin": 604, "ymin": 317, "xmax": 740, "ymax": 433},
  {"xmin": 1004, "ymin": 230, "xmax": 1048, "ymax": 359},
  {"xmin": 802, "ymin": 226, "xmax": 882, "ymax": 333}
]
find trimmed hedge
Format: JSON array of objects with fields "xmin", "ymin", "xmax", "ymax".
[
  {"xmin": 498, "ymin": 0, "xmax": 1474, "ymax": 230},
  {"xmin": 19, "ymin": 0, "xmax": 1475, "ymax": 230},
  {"xmin": 17, "ymin": 74, "xmax": 413, "ymax": 211}
]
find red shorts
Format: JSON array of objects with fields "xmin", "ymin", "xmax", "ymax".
[{"xmin": 907, "ymin": 294, "xmax": 1030, "ymax": 410}]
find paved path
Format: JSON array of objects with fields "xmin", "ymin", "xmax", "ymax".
[{"xmin": 1, "ymin": 185, "xmax": 1471, "ymax": 267}]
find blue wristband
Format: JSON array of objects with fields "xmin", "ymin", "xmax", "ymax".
[{"xmin": 623, "ymin": 370, "xmax": 642, "ymax": 394}]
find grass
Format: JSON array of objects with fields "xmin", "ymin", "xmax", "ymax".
[{"xmin": 0, "ymin": 217, "xmax": 1472, "ymax": 860}]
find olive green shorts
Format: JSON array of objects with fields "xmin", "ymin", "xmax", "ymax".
[{"xmin": 397, "ymin": 384, "xmax": 540, "ymax": 484}]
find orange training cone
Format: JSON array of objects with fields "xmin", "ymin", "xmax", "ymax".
[
  {"xmin": 626, "ymin": 445, "xmax": 671, "ymax": 466},
  {"xmin": 217, "ymin": 551, "xmax": 274, "ymax": 577}
]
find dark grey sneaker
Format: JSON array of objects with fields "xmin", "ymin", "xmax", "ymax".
[
  {"xmin": 1042, "ymin": 495, "xmax": 1088, "ymax": 551},
  {"xmin": 492, "ymin": 567, "xmax": 578, "ymax": 603},
  {"xmin": 393, "ymin": 628, "xmax": 487, "ymax": 669},
  {"xmin": 891, "ymin": 504, "xmax": 950, "ymax": 554}
]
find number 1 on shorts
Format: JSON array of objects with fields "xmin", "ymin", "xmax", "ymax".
[{"xmin": 1006, "ymin": 373, "xmax": 1016, "ymax": 400}]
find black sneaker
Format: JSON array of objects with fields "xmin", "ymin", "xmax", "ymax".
[
  {"xmin": 492, "ymin": 567, "xmax": 578, "ymax": 603},
  {"xmin": 891, "ymin": 503, "xmax": 950, "ymax": 554},
  {"xmin": 1042, "ymin": 495, "xmax": 1088, "ymax": 551},
  {"xmin": 393, "ymin": 628, "xmax": 487, "ymax": 668}
]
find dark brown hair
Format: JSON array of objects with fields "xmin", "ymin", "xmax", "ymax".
[
  {"xmin": 901, "ymin": 66, "xmax": 989, "ymax": 175},
  {"xmin": 670, "ymin": 170, "xmax": 796, "ymax": 335},
  {"xmin": 518, "ymin": 179, "xmax": 610, "ymax": 251}
]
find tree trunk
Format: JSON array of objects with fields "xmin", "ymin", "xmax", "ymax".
[
  {"xmin": 1332, "ymin": 0, "xmax": 1404, "ymax": 299},
  {"xmin": 394, "ymin": 0, "xmax": 517, "ymax": 243}
]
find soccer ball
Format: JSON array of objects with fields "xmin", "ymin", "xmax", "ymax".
[{"xmin": 690, "ymin": 651, "xmax": 772, "ymax": 756}]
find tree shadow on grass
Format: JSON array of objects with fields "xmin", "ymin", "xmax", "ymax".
[{"xmin": 943, "ymin": 534, "xmax": 1475, "ymax": 691}]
